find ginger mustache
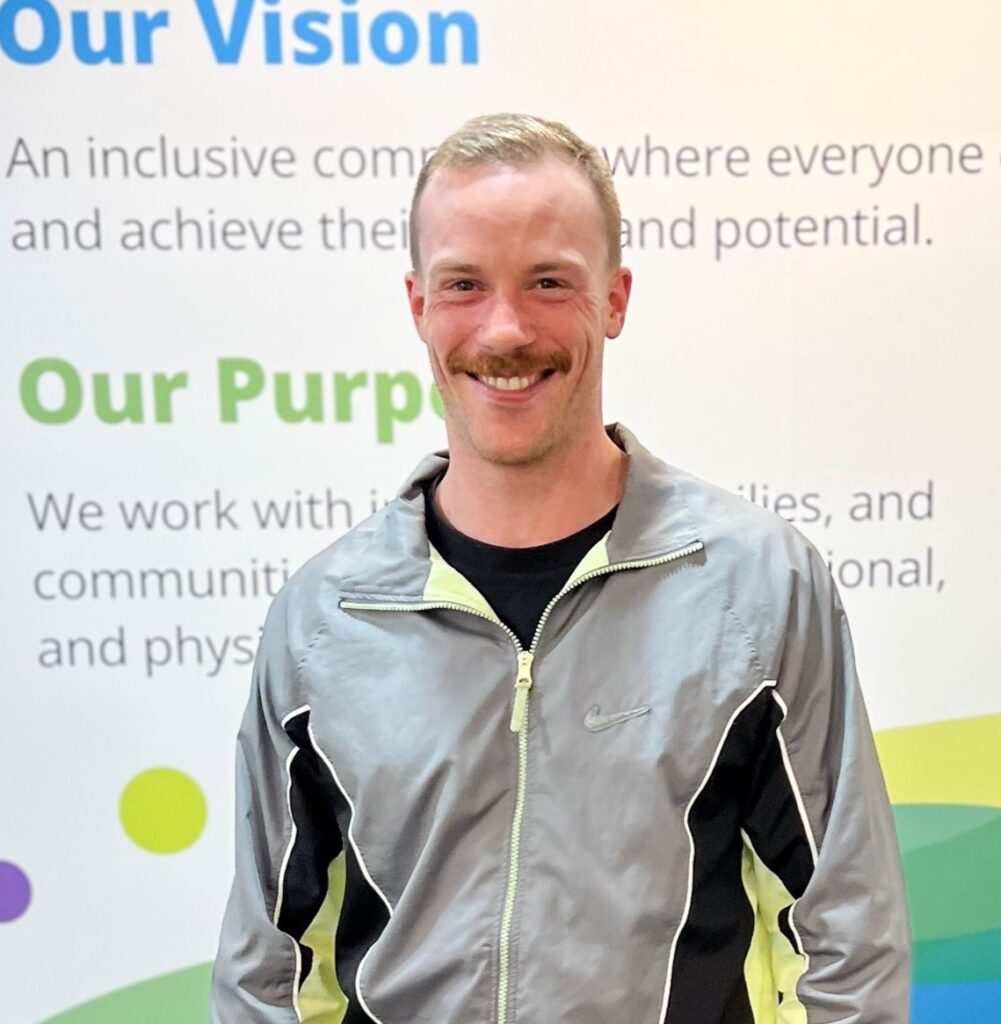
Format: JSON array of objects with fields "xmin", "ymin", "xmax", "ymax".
[{"xmin": 446, "ymin": 350, "xmax": 572, "ymax": 379}]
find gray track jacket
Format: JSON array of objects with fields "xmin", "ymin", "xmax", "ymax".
[{"xmin": 211, "ymin": 424, "xmax": 911, "ymax": 1024}]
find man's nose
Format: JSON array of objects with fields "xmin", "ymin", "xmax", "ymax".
[{"xmin": 478, "ymin": 291, "xmax": 534, "ymax": 350}]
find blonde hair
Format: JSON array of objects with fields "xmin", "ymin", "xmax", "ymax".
[{"xmin": 409, "ymin": 112, "xmax": 621, "ymax": 272}]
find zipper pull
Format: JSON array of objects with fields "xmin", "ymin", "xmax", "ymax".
[{"xmin": 509, "ymin": 651, "xmax": 535, "ymax": 733}]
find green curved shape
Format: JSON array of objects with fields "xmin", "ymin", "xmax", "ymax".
[
  {"xmin": 914, "ymin": 926, "xmax": 1001, "ymax": 984},
  {"xmin": 892, "ymin": 804, "xmax": 1001, "ymax": 854},
  {"xmin": 902, "ymin": 812, "xmax": 1001, "ymax": 941},
  {"xmin": 38, "ymin": 963, "xmax": 211, "ymax": 1024}
]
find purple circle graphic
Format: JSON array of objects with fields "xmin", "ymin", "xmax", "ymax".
[{"xmin": 0, "ymin": 862, "xmax": 32, "ymax": 922}]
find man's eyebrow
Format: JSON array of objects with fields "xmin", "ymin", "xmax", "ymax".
[
  {"xmin": 428, "ymin": 258, "xmax": 586, "ymax": 277},
  {"xmin": 429, "ymin": 261, "xmax": 480, "ymax": 277},
  {"xmin": 529, "ymin": 259, "xmax": 585, "ymax": 274}
]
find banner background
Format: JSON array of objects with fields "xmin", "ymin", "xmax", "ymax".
[{"xmin": 2, "ymin": 1, "xmax": 999, "ymax": 1020}]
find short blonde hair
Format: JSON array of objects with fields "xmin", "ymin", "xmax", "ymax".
[{"xmin": 409, "ymin": 112, "xmax": 621, "ymax": 273}]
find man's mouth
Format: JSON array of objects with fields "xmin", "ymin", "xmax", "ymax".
[
  {"xmin": 449, "ymin": 350, "xmax": 570, "ymax": 393},
  {"xmin": 466, "ymin": 369, "xmax": 557, "ymax": 391}
]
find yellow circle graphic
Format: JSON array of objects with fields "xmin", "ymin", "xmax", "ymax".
[{"xmin": 119, "ymin": 768, "xmax": 207, "ymax": 854}]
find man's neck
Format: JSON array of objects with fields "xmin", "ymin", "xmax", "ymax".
[{"xmin": 434, "ymin": 428, "xmax": 628, "ymax": 548}]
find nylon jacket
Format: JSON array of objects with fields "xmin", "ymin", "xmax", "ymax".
[{"xmin": 211, "ymin": 424, "xmax": 911, "ymax": 1024}]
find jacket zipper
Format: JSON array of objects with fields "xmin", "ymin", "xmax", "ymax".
[{"xmin": 339, "ymin": 538, "xmax": 703, "ymax": 1024}]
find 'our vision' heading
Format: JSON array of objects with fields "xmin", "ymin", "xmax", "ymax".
[{"xmin": 0, "ymin": 0, "xmax": 479, "ymax": 65}]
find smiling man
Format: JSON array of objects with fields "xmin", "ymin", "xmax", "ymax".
[{"xmin": 211, "ymin": 114, "xmax": 911, "ymax": 1024}]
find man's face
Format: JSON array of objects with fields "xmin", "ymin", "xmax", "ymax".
[{"xmin": 405, "ymin": 156, "xmax": 632, "ymax": 467}]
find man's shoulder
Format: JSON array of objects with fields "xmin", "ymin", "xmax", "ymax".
[
  {"xmin": 666, "ymin": 459, "xmax": 819, "ymax": 568},
  {"xmin": 259, "ymin": 495, "xmax": 421, "ymax": 650},
  {"xmin": 663, "ymin": 459, "xmax": 836, "ymax": 653},
  {"xmin": 616, "ymin": 424, "xmax": 819, "ymax": 581},
  {"xmin": 285, "ymin": 495, "xmax": 416, "ymax": 596}
]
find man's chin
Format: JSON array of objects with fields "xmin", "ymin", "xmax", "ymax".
[{"xmin": 468, "ymin": 430, "xmax": 559, "ymax": 468}]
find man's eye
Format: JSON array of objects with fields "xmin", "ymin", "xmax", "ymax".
[
  {"xmin": 536, "ymin": 278, "xmax": 563, "ymax": 289},
  {"xmin": 448, "ymin": 280, "xmax": 475, "ymax": 292}
]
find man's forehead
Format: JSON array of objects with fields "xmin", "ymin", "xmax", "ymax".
[
  {"xmin": 418, "ymin": 157, "xmax": 606, "ymax": 258},
  {"xmin": 421, "ymin": 156, "xmax": 599, "ymax": 216}
]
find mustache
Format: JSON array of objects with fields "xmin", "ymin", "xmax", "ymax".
[{"xmin": 445, "ymin": 351, "xmax": 572, "ymax": 377}]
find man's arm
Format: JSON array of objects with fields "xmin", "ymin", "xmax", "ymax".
[
  {"xmin": 211, "ymin": 594, "xmax": 349, "ymax": 1023},
  {"xmin": 740, "ymin": 543, "xmax": 912, "ymax": 1023}
]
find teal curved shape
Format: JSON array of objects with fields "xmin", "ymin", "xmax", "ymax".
[
  {"xmin": 914, "ymin": 925, "xmax": 1001, "ymax": 984},
  {"xmin": 37, "ymin": 963, "xmax": 211, "ymax": 1024}
]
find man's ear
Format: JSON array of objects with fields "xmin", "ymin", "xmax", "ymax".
[
  {"xmin": 605, "ymin": 266, "xmax": 633, "ymax": 340},
  {"xmin": 404, "ymin": 270, "xmax": 428, "ymax": 342}
]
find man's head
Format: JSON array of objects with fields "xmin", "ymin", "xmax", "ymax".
[{"xmin": 405, "ymin": 113, "xmax": 631, "ymax": 468}]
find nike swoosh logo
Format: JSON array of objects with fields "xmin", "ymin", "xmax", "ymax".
[{"xmin": 584, "ymin": 703, "xmax": 651, "ymax": 732}]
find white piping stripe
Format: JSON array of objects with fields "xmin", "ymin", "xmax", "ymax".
[
  {"xmin": 656, "ymin": 679, "xmax": 777, "ymax": 1023},
  {"xmin": 274, "ymin": 705, "xmax": 312, "ymax": 1022},
  {"xmin": 273, "ymin": 741, "xmax": 304, "ymax": 1023},
  {"xmin": 274, "ymin": 706, "xmax": 311, "ymax": 927},
  {"xmin": 290, "ymin": 943, "xmax": 303, "ymax": 1022},
  {"xmin": 769, "ymin": 690, "xmax": 817, "ymax": 990},
  {"xmin": 786, "ymin": 907, "xmax": 810, "ymax": 960},
  {"xmin": 770, "ymin": 691, "xmax": 820, "ymax": 866},
  {"xmin": 273, "ymin": 748, "xmax": 301, "ymax": 928},
  {"xmin": 282, "ymin": 704, "xmax": 312, "ymax": 727},
  {"xmin": 354, "ymin": 946, "xmax": 387, "ymax": 1024},
  {"xmin": 785, "ymin": 904, "xmax": 813, "ymax": 1024},
  {"xmin": 306, "ymin": 720, "xmax": 393, "ymax": 1024},
  {"xmin": 305, "ymin": 722, "xmax": 394, "ymax": 915}
]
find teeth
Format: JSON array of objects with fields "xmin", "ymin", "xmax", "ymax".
[{"xmin": 481, "ymin": 374, "xmax": 541, "ymax": 391}]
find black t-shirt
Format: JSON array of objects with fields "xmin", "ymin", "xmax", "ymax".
[{"xmin": 424, "ymin": 476, "xmax": 617, "ymax": 649}]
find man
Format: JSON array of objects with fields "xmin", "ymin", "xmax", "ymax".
[{"xmin": 211, "ymin": 113, "xmax": 911, "ymax": 1024}]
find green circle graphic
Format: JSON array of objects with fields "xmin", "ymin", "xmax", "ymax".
[{"xmin": 119, "ymin": 768, "xmax": 207, "ymax": 854}]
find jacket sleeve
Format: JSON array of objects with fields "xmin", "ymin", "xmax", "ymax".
[
  {"xmin": 210, "ymin": 593, "xmax": 349, "ymax": 1023},
  {"xmin": 740, "ymin": 542, "xmax": 912, "ymax": 1024}
]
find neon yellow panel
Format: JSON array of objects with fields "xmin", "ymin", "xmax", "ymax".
[
  {"xmin": 424, "ymin": 543, "xmax": 500, "ymax": 621},
  {"xmin": 298, "ymin": 854, "xmax": 349, "ymax": 1024}
]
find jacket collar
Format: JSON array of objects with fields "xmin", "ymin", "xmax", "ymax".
[{"xmin": 338, "ymin": 423, "xmax": 701, "ymax": 599}]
